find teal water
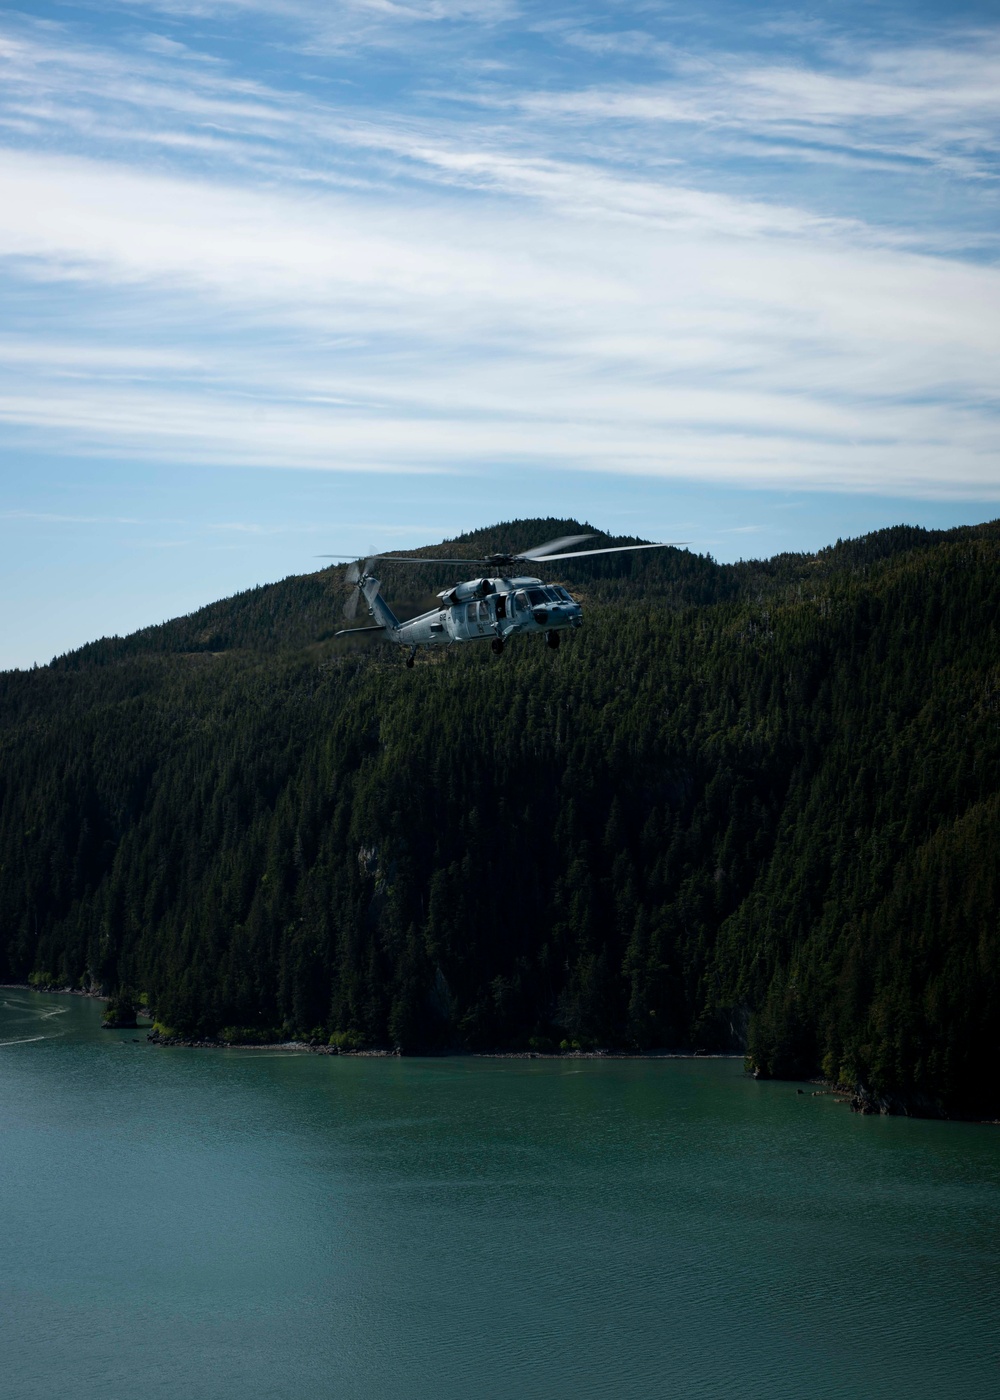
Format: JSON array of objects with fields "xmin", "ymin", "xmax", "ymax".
[{"xmin": 1, "ymin": 994, "xmax": 998, "ymax": 1399}]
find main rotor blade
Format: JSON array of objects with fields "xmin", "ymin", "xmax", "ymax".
[
  {"xmin": 361, "ymin": 556, "xmax": 488, "ymax": 565},
  {"xmin": 343, "ymin": 589, "xmax": 359, "ymax": 621},
  {"xmin": 319, "ymin": 554, "xmax": 485, "ymax": 565},
  {"xmin": 519, "ymin": 533, "xmax": 594, "ymax": 560},
  {"xmin": 530, "ymin": 541, "xmax": 688, "ymax": 562},
  {"xmin": 320, "ymin": 540, "xmax": 687, "ymax": 568}
]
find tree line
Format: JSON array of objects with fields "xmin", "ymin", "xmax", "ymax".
[{"xmin": 1, "ymin": 518, "xmax": 997, "ymax": 1116}]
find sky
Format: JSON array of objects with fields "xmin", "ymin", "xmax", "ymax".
[{"xmin": 1, "ymin": 0, "xmax": 999, "ymax": 668}]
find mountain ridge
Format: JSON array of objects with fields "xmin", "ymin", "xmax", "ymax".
[{"xmin": 2, "ymin": 517, "xmax": 998, "ymax": 1118}]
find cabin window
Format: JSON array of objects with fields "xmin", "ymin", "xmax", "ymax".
[
  {"xmin": 478, "ymin": 599, "xmax": 491, "ymax": 621},
  {"xmin": 465, "ymin": 602, "xmax": 478, "ymax": 624}
]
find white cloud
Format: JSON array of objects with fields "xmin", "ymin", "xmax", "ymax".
[
  {"xmin": 491, "ymin": 32, "xmax": 1000, "ymax": 183},
  {"xmin": 2, "ymin": 19, "xmax": 997, "ymax": 235},
  {"xmin": 0, "ymin": 16, "xmax": 997, "ymax": 500},
  {"xmin": 0, "ymin": 138, "xmax": 998, "ymax": 493}
]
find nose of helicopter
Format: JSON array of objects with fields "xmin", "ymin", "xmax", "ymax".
[{"xmin": 536, "ymin": 599, "xmax": 583, "ymax": 628}]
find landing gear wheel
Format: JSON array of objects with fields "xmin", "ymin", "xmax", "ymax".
[
  {"xmin": 545, "ymin": 629, "xmax": 560, "ymax": 650},
  {"xmin": 491, "ymin": 638, "xmax": 504, "ymax": 656},
  {"xmin": 405, "ymin": 656, "xmax": 415, "ymax": 669}
]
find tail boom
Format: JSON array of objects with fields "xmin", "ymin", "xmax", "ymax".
[{"xmin": 364, "ymin": 576, "xmax": 400, "ymax": 635}]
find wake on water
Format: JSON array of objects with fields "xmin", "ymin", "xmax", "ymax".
[{"xmin": 0, "ymin": 996, "xmax": 69, "ymax": 1047}]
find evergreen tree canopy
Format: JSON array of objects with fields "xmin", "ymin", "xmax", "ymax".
[{"xmin": 2, "ymin": 518, "xmax": 997, "ymax": 1117}]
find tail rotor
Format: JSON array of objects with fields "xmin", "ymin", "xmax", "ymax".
[{"xmin": 342, "ymin": 559, "xmax": 373, "ymax": 621}]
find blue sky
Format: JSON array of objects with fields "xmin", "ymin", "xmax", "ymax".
[{"xmin": 1, "ymin": 0, "xmax": 998, "ymax": 667}]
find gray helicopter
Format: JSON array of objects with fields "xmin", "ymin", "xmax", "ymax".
[{"xmin": 322, "ymin": 532, "xmax": 683, "ymax": 668}]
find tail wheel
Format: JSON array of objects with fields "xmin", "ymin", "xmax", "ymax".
[{"xmin": 545, "ymin": 630, "xmax": 560, "ymax": 650}]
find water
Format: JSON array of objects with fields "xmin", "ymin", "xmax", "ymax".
[{"xmin": 1, "ymin": 993, "xmax": 998, "ymax": 1400}]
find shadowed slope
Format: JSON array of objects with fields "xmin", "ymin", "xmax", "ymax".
[{"xmin": 2, "ymin": 519, "xmax": 998, "ymax": 1116}]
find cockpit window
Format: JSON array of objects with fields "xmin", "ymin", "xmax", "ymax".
[
  {"xmin": 527, "ymin": 589, "xmax": 548, "ymax": 606},
  {"xmin": 555, "ymin": 587, "xmax": 572, "ymax": 602}
]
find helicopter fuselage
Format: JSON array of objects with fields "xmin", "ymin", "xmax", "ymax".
[{"xmin": 365, "ymin": 574, "xmax": 582, "ymax": 651}]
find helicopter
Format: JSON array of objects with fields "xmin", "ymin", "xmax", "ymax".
[{"xmin": 321, "ymin": 532, "xmax": 684, "ymax": 668}]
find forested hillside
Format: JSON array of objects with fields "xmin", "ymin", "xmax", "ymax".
[{"xmin": 1, "ymin": 519, "xmax": 998, "ymax": 1117}]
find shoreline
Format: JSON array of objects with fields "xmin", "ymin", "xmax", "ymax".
[
  {"xmin": 6, "ymin": 986, "xmax": 995, "ymax": 1120},
  {"xmin": 1, "ymin": 987, "xmax": 742, "ymax": 1060},
  {"xmin": 146, "ymin": 1031, "xmax": 745, "ymax": 1061},
  {"xmin": 1, "ymin": 982, "xmax": 108, "ymax": 1000}
]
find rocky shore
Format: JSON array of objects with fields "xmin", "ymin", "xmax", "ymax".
[
  {"xmin": 799, "ymin": 1077, "xmax": 999, "ymax": 1124},
  {"xmin": 144, "ymin": 1027, "xmax": 742, "ymax": 1060},
  {"xmin": 145, "ymin": 1028, "xmax": 399, "ymax": 1054}
]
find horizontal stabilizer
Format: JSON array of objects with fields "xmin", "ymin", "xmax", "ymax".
[{"xmin": 334, "ymin": 624, "xmax": 386, "ymax": 637}]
